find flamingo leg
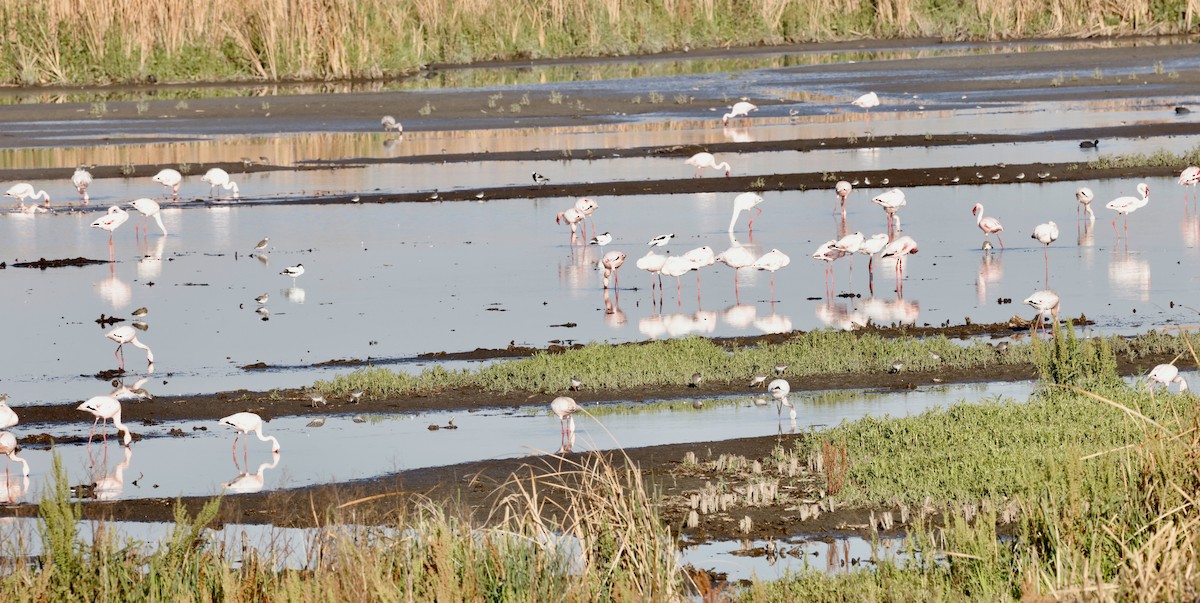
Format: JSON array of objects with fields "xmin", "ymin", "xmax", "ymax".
[
  {"xmin": 1112, "ymin": 217, "xmax": 1120, "ymax": 237},
  {"xmin": 996, "ymin": 234, "xmax": 1005, "ymax": 250},
  {"xmin": 676, "ymin": 277, "xmax": 683, "ymax": 309}
]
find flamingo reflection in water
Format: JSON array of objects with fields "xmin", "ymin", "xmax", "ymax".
[
  {"xmin": 93, "ymin": 446, "xmax": 134, "ymax": 500},
  {"xmin": 715, "ymin": 235, "xmax": 757, "ymax": 304},
  {"xmin": 224, "ymin": 451, "xmax": 282, "ymax": 494}
]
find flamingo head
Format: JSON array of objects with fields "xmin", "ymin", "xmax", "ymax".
[
  {"xmin": 971, "ymin": 203, "xmax": 982, "ymax": 216},
  {"xmin": 1138, "ymin": 183, "xmax": 1150, "ymax": 198},
  {"xmin": 555, "ymin": 211, "xmax": 564, "ymax": 225}
]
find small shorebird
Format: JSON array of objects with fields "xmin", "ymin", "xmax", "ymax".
[
  {"xmin": 254, "ymin": 237, "xmax": 270, "ymax": 252},
  {"xmin": 689, "ymin": 372, "xmax": 703, "ymax": 388},
  {"xmin": 255, "ymin": 293, "xmax": 269, "ymax": 304},
  {"xmin": 590, "ymin": 232, "xmax": 612, "ymax": 246},
  {"xmin": 569, "ymin": 377, "xmax": 582, "ymax": 391},
  {"xmin": 532, "ymin": 172, "xmax": 550, "ymax": 186},
  {"xmin": 749, "ymin": 374, "xmax": 768, "ymax": 388},
  {"xmin": 349, "ymin": 390, "xmax": 365, "ymax": 404},
  {"xmin": 648, "ymin": 233, "xmax": 675, "ymax": 247}
]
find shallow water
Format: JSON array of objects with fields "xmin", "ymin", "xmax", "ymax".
[
  {"xmin": 1, "ymin": 381, "xmax": 1040, "ymax": 502},
  {"xmin": 680, "ymin": 535, "xmax": 909, "ymax": 582}
]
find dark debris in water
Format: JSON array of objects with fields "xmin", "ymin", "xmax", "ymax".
[
  {"xmin": 240, "ymin": 362, "xmax": 270, "ymax": 370},
  {"xmin": 94, "ymin": 369, "xmax": 126, "ymax": 380},
  {"xmin": 13, "ymin": 257, "xmax": 107, "ymax": 269}
]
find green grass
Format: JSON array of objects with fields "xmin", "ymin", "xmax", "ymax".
[
  {"xmin": 1087, "ymin": 143, "xmax": 1200, "ymax": 170},
  {"xmin": 315, "ymin": 330, "xmax": 1192, "ymax": 398}
]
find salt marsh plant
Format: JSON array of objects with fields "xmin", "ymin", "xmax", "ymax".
[
  {"xmin": 418, "ymin": 101, "xmax": 435, "ymax": 116},
  {"xmin": 549, "ymin": 91, "xmax": 563, "ymax": 104},
  {"xmin": 1088, "ymin": 144, "xmax": 1200, "ymax": 169}
]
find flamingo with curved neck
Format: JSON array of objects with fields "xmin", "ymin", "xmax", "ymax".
[{"xmin": 77, "ymin": 395, "xmax": 133, "ymax": 447}]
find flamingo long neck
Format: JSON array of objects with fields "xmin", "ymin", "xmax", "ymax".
[
  {"xmin": 130, "ymin": 338, "xmax": 154, "ymax": 364},
  {"xmin": 32, "ymin": 190, "xmax": 49, "ymax": 202},
  {"xmin": 8, "ymin": 454, "xmax": 29, "ymax": 477},
  {"xmin": 254, "ymin": 426, "xmax": 281, "ymax": 452},
  {"xmin": 152, "ymin": 213, "xmax": 168, "ymax": 236},
  {"xmin": 1179, "ymin": 377, "xmax": 1189, "ymax": 392},
  {"xmin": 223, "ymin": 181, "xmax": 239, "ymax": 193},
  {"xmin": 716, "ymin": 162, "xmax": 731, "ymax": 174},
  {"xmin": 976, "ymin": 210, "xmax": 984, "ymax": 227},
  {"xmin": 728, "ymin": 208, "xmax": 742, "ymax": 232},
  {"xmin": 111, "ymin": 411, "xmax": 132, "ymax": 446}
]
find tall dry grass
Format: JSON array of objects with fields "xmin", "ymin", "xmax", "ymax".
[{"xmin": 0, "ymin": 0, "xmax": 1194, "ymax": 85}]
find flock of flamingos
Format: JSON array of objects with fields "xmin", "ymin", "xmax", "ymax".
[{"xmin": 0, "ymin": 93, "xmax": 1195, "ymax": 476}]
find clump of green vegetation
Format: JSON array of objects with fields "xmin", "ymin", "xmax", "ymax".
[
  {"xmin": 1088, "ymin": 143, "xmax": 1200, "ymax": 169},
  {"xmin": 418, "ymin": 101, "xmax": 435, "ymax": 116},
  {"xmin": 647, "ymin": 91, "xmax": 664, "ymax": 104},
  {"xmin": 548, "ymin": 90, "xmax": 563, "ymax": 104}
]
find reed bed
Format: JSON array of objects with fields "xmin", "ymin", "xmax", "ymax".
[
  {"xmin": 1087, "ymin": 143, "xmax": 1200, "ymax": 170},
  {"xmin": 315, "ymin": 329, "xmax": 1191, "ymax": 398},
  {"xmin": 0, "ymin": 0, "xmax": 1194, "ymax": 85}
]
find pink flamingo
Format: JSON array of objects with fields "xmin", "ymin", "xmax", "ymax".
[
  {"xmin": 683, "ymin": 246, "xmax": 716, "ymax": 299},
  {"xmin": 1024, "ymin": 290, "xmax": 1060, "ymax": 336},
  {"xmin": 556, "ymin": 207, "xmax": 585, "ymax": 241},
  {"xmin": 880, "ymin": 236, "xmax": 918, "ymax": 293},
  {"xmin": 813, "ymin": 240, "xmax": 846, "ymax": 297},
  {"xmin": 220, "ymin": 412, "xmax": 281, "ymax": 463},
  {"xmin": 152, "ymin": 169, "xmax": 183, "ymax": 200},
  {"xmin": 0, "ymin": 432, "xmax": 29, "ymax": 482},
  {"xmin": 106, "ymin": 325, "xmax": 155, "ymax": 370},
  {"xmin": 751, "ymin": 248, "xmax": 791, "ymax": 301},
  {"xmin": 600, "ymin": 250, "xmax": 626, "ymax": 289},
  {"xmin": 1076, "ymin": 187, "xmax": 1095, "ymax": 220},
  {"xmin": 91, "ymin": 205, "xmax": 130, "ymax": 260},
  {"xmin": 1032, "ymin": 221, "xmax": 1059, "ymax": 284},
  {"xmin": 660, "ymin": 256, "xmax": 695, "ymax": 307},
  {"xmin": 574, "ymin": 197, "xmax": 598, "ymax": 238},
  {"xmin": 685, "ymin": 152, "xmax": 731, "ymax": 177},
  {"xmin": 851, "ymin": 92, "xmax": 880, "ymax": 122},
  {"xmin": 77, "ymin": 395, "xmax": 133, "ymax": 447},
  {"xmin": 1147, "ymin": 364, "xmax": 1189, "ymax": 396},
  {"xmin": 722, "ymin": 101, "xmax": 758, "ymax": 125},
  {"xmin": 550, "ymin": 396, "xmax": 583, "ymax": 441},
  {"xmin": 129, "ymin": 198, "xmax": 167, "ymax": 237},
  {"xmin": 0, "ymin": 395, "xmax": 17, "ymax": 430},
  {"xmin": 72, "ymin": 166, "xmax": 93, "ymax": 203},
  {"xmin": 835, "ymin": 181, "xmax": 852, "ymax": 215},
  {"xmin": 971, "ymin": 203, "xmax": 1005, "ymax": 249},
  {"xmin": 715, "ymin": 243, "xmax": 757, "ymax": 303},
  {"xmin": 636, "ymin": 250, "xmax": 668, "ymax": 303},
  {"xmin": 1105, "ymin": 182, "xmax": 1150, "ymax": 240},
  {"xmin": 1180, "ymin": 167, "xmax": 1200, "ymax": 203},
  {"xmin": 728, "ymin": 192, "xmax": 764, "ymax": 232},
  {"xmin": 872, "ymin": 189, "xmax": 906, "ymax": 233}
]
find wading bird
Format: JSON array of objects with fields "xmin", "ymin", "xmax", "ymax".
[
  {"xmin": 0, "ymin": 432, "xmax": 29, "ymax": 482},
  {"xmin": 574, "ymin": 197, "xmax": 598, "ymax": 238},
  {"xmin": 556, "ymin": 207, "xmax": 585, "ymax": 240},
  {"xmin": 550, "ymin": 396, "xmax": 582, "ymax": 438},
  {"xmin": 851, "ymin": 92, "xmax": 880, "ymax": 122},
  {"xmin": 835, "ymin": 181, "xmax": 852, "ymax": 215},
  {"xmin": 715, "ymin": 243, "xmax": 757, "ymax": 302},
  {"xmin": 91, "ymin": 205, "xmax": 130, "ymax": 259},
  {"xmin": 72, "ymin": 165, "xmax": 93, "ymax": 203},
  {"xmin": 600, "ymin": 250, "xmax": 626, "ymax": 289},
  {"xmin": 152, "ymin": 169, "xmax": 182, "ymax": 199},
  {"xmin": 589, "ymin": 232, "xmax": 612, "ymax": 246},
  {"xmin": 728, "ymin": 192, "xmax": 764, "ymax": 233},
  {"xmin": 1032, "ymin": 221, "xmax": 1059, "ymax": 281},
  {"xmin": 0, "ymin": 394, "xmax": 17, "ymax": 429},
  {"xmin": 220, "ymin": 412, "xmax": 281, "ymax": 458},
  {"xmin": 685, "ymin": 152, "xmax": 731, "ymax": 177},
  {"xmin": 106, "ymin": 325, "xmax": 154, "ymax": 370},
  {"xmin": 381, "ymin": 115, "xmax": 402, "ymax": 133},
  {"xmin": 281, "ymin": 264, "xmax": 305, "ymax": 284},
  {"xmin": 660, "ymin": 255, "xmax": 695, "ymax": 306},
  {"xmin": 201, "ymin": 168, "xmax": 240, "ymax": 199},
  {"xmin": 648, "ymin": 233, "xmax": 675, "ymax": 247},
  {"xmin": 1179, "ymin": 166, "xmax": 1200, "ymax": 202},
  {"xmin": 880, "ymin": 236, "xmax": 918, "ymax": 292},
  {"xmin": 751, "ymin": 248, "xmax": 791, "ymax": 300},
  {"xmin": 722, "ymin": 101, "xmax": 758, "ymax": 125},
  {"xmin": 128, "ymin": 198, "xmax": 167, "ymax": 237},
  {"xmin": 812, "ymin": 239, "xmax": 846, "ymax": 297},
  {"xmin": 636, "ymin": 250, "xmax": 668, "ymax": 299},
  {"xmin": 1023, "ymin": 290, "xmax": 1060, "ymax": 335},
  {"xmin": 5, "ymin": 183, "xmax": 50, "ymax": 207},
  {"xmin": 682, "ymin": 246, "xmax": 715, "ymax": 296},
  {"xmin": 872, "ymin": 189, "xmax": 906, "ymax": 233},
  {"xmin": 77, "ymin": 395, "xmax": 132, "ymax": 447},
  {"xmin": 1105, "ymin": 182, "xmax": 1150, "ymax": 240},
  {"xmin": 971, "ymin": 203, "xmax": 1005, "ymax": 249},
  {"xmin": 1147, "ymin": 364, "xmax": 1189, "ymax": 396},
  {"xmin": 1076, "ymin": 187, "xmax": 1095, "ymax": 220},
  {"xmin": 768, "ymin": 378, "xmax": 795, "ymax": 421}
]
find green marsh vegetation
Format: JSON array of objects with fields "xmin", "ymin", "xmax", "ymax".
[
  {"xmin": 315, "ymin": 330, "xmax": 1191, "ymax": 398},
  {"xmin": 1087, "ymin": 143, "xmax": 1200, "ymax": 170},
  {"xmin": 3, "ymin": 0, "xmax": 1196, "ymax": 85}
]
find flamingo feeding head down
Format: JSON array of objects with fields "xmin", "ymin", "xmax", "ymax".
[
  {"xmin": 220, "ymin": 412, "xmax": 281, "ymax": 455},
  {"xmin": 728, "ymin": 192, "xmax": 764, "ymax": 233},
  {"xmin": 1024, "ymin": 290, "xmax": 1060, "ymax": 335},
  {"xmin": 72, "ymin": 165, "xmax": 93, "ymax": 203},
  {"xmin": 381, "ymin": 115, "xmax": 403, "ymax": 133},
  {"xmin": 600, "ymin": 250, "xmax": 626, "ymax": 289},
  {"xmin": 550, "ymin": 396, "xmax": 582, "ymax": 437},
  {"xmin": 201, "ymin": 168, "xmax": 240, "ymax": 199},
  {"xmin": 152, "ymin": 169, "xmax": 183, "ymax": 199},
  {"xmin": 971, "ymin": 203, "xmax": 1005, "ymax": 249},
  {"xmin": 835, "ymin": 180, "xmax": 852, "ymax": 214},
  {"xmin": 5, "ymin": 183, "xmax": 50, "ymax": 207},
  {"xmin": 1076, "ymin": 187, "xmax": 1095, "ymax": 220},
  {"xmin": 128, "ymin": 198, "xmax": 167, "ymax": 236},
  {"xmin": 1105, "ymin": 182, "xmax": 1150, "ymax": 239},
  {"xmin": 106, "ymin": 324, "xmax": 154, "ymax": 370},
  {"xmin": 0, "ymin": 432, "xmax": 29, "ymax": 481},
  {"xmin": 1147, "ymin": 364, "xmax": 1189, "ymax": 395},
  {"xmin": 1179, "ymin": 166, "xmax": 1200, "ymax": 201},
  {"xmin": 768, "ymin": 378, "xmax": 795, "ymax": 420},
  {"xmin": 872, "ymin": 188, "xmax": 907, "ymax": 231},
  {"xmin": 685, "ymin": 152, "xmax": 731, "ymax": 178},
  {"xmin": 556, "ymin": 207, "xmax": 585, "ymax": 237},
  {"xmin": 77, "ymin": 395, "xmax": 133, "ymax": 447},
  {"xmin": 722, "ymin": 101, "xmax": 758, "ymax": 125}
]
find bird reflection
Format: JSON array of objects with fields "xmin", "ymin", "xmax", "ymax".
[
  {"xmin": 223, "ymin": 451, "xmax": 281, "ymax": 494},
  {"xmin": 692, "ymin": 309, "xmax": 717, "ymax": 334},
  {"xmin": 815, "ymin": 301, "xmax": 864, "ymax": 331},
  {"xmin": 93, "ymin": 446, "xmax": 133, "ymax": 500},
  {"xmin": 1184, "ymin": 207, "xmax": 1200, "ymax": 249},
  {"xmin": 603, "ymin": 289, "xmax": 626, "ymax": 328},
  {"xmin": 136, "ymin": 235, "xmax": 167, "ymax": 279},
  {"xmin": 284, "ymin": 287, "xmax": 306, "ymax": 304},
  {"xmin": 638, "ymin": 314, "xmax": 666, "ymax": 339},
  {"xmin": 975, "ymin": 251, "xmax": 1003, "ymax": 304},
  {"xmin": 256, "ymin": 253, "xmax": 270, "ymax": 266},
  {"xmin": 1108, "ymin": 250, "xmax": 1151, "ymax": 302},
  {"xmin": 755, "ymin": 312, "xmax": 792, "ymax": 334},
  {"xmin": 558, "ymin": 244, "xmax": 598, "ymax": 290},
  {"xmin": 715, "ymin": 233, "xmax": 759, "ymax": 304},
  {"xmin": 723, "ymin": 303, "xmax": 757, "ymax": 329},
  {"xmin": 110, "ymin": 376, "xmax": 153, "ymax": 401},
  {"xmin": 95, "ymin": 264, "xmax": 131, "ymax": 309},
  {"xmin": 889, "ymin": 297, "xmax": 919, "ymax": 325},
  {"xmin": 1077, "ymin": 219, "xmax": 1095, "ymax": 248},
  {"xmin": 721, "ymin": 126, "xmax": 754, "ymax": 143},
  {"xmin": 0, "ymin": 474, "xmax": 29, "ymax": 504}
]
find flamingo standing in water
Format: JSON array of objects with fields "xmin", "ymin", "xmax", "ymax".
[
  {"xmin": 1076, "ymin": 187, "xmax": 1095, "ymax": 220},
  {"xmin": 636, "ymin": 250, "xmax": 668, "ymax": 302},
  {"xmin": 1023, "ymin": 290, "xmax": 1060, "ymax": 335},
  {"xmin": 768, "ymin": 378, "xmax": 795, "ymax": 421},
  {"xmin": 574, "ymin": 197, "xmax": 598, "ymax": 239},
  {"xmin": 715, "ymin": 243, "xmax": 757, "ymax": 302},
  {"xmin": 600, "ymin": 250, "xmax": 626, "ymax": 289},
  {"xmin": 683, "ymin": 246, "xmax": 716, "ymax": 298},
  {"xmin": 851, "ymin": 92, "xmax": 880, "ymax": 122},
  {"xmin": 556, "ymin": 207, "xmax": 585, "ymax": 240},
  {"xmin": 812, "ymin": 239, "xmax": 846, "ymax": 297},
  {"xmin": 381, "ymin": 115, "xmax": 403, "ymax": 133},
  {"xmin": 685, "ymin": 152, "xmax": 731, "ymax": 177},
  {"xmin": 872, "ymin": 189, "xmax": 906, "ymax": 233},
  {"xmin": 0, "ymin": 394, "xmax": 17, "ymax": 429},
  {"xmin": 106, "ymin": 325, "xmax": 154, "ymax": 370},
  {"xmin": 1179, "ymin": 166, "xmax": 1200, "ymax": 203},
  {"xmin": 1105, "ymin": 182, "xmax": 1150, "ymax": 240},
  {"xmin": 880, "ymin": 236, "xmax": 918, "ymax": 292},
  {"xmin": 202, "ymin": 168, "xmax": 240, "ymax": 199},
  {"xmin": 971, "ymin": 203, "xmax": 1005, "ymax": 249},
  {"xmin": 728, "ymin": 192, "xmax": 764, "ymax": 233},
  {"xmin": 128, "ymin": 198, "xmax": 167, "ymax": 237},
  {"xmin": 152, "ymin": 169, "xmax": 182, "ymax": 200},
  {"xmin": 5, "ymin": 183, "xmax": 50, "ymax": 207},
  {"xmin": 751, "ymin": 248, "xmax": 791, "ymax": 300},
  {"xmin": 77, "ymin": 395, "xmax": 133, "ymax": 447},
  {"xmin": 660, "ymin": 255, "xmax": 695, "ymax": 307},
  {"xmin": 835, "ymin": 181, "xmax": 852, "ymax": 215},
  {"xmin": 0, "ymin": 432, "xmax": 29, "ymax": 482},
  {"xmin": 220, "ymin": 412, "xmax": 282, "ymax": 462},
  {"xmin": 72, "ymin": 165, "xmax": 93, "ymax": 203},
  {"xmin": 1147, "ymin": 364, "xmax": 1189, "ymax": 396},
  {"xmin": 1032, "ymin": 221, "xmax": 1059, "ymax": 283},
  {"xmin": 91, "ymin": 205, "xmax": 130, "ymax": 260},
  {"xmin": 550, "ymin": 396, "xmax": 582, "ymax": 438},
  {"xmin": 722, "ymin": 101, "xmax": 758, "ymax": 125}
]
